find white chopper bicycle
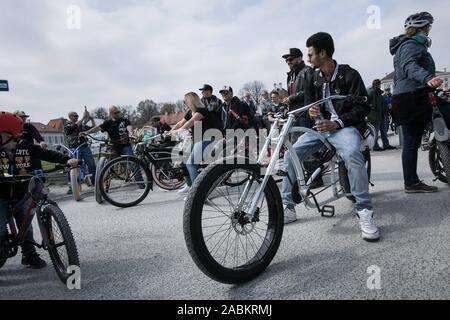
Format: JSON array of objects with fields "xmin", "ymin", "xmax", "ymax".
[{"xmin": 183, "ymin": 95, "xmax": 374, "ymax": 284}]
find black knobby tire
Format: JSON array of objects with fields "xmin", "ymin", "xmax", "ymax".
[
  {"xmin": 151, "ymin": 161, "xmax": 186, "ymax": 191},
  {"xmin": 43, "ymin": 204, "xmax": 79, "ymax": 284},
  {"xmin": 428, "ymin": 139, "xmax": 448, "ymax": 184},
  {"xmin": 436, "ymin": 140, "xmax": 450, "ymax": 187},
  {"xmin": 99, "ymin": 156, "xmax": 152, "ymax": 208},
  {"xmin": 339, "ymin": 148, "xmax": 371, "ymax": 203},
  {"xmin": 95, "ymin": 157, "xmax": 108, "ymax": 203},
  {"xmin": 183, "ymin": 161, "xmax": 284, "ymax": 284}
]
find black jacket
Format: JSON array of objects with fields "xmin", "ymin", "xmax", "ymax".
[
  {"xmin": 21, "ymin": 123, "xmax": 44, "ymax": 144},
  {"xmin": 221, "ymin": 96, "xmax": 255, "ymax": 130},
  {"xmin": 1, "ymin": 140, "xmax": 70, "ymax": 199},
  {"xmin": 201, "ymin": 95, "xmax": 223, "ymax": 116},
  {"xmin": 304, "ymin": 62, "xmax": 370, "ymax": 135},
  {"xmin": 287, "ymin": 61, "xmax": 313, "ymax": 111}
]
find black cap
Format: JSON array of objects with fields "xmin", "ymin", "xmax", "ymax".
[
  {"xmin": 282, "ymin": 48, "xmax": 303, "ymax": 59},
  {"xmin": 199, "ymin": 84, "xmax": 213, "ymax": 92}
]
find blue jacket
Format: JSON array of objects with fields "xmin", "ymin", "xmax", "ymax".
[{"xmin": 390, "ymin": 34, "xmax": 436, "ymax": 95}]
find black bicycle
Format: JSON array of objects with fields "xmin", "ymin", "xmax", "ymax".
[
  {"xmin": 426, "ymin": 89, "xmax": 450, "ymax": 186},
  {"xmin": 0, "ymin": 173, "xmax": 79, "ymax": 284}
]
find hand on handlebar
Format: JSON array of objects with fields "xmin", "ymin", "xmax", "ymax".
[
  {"xmin": 309, "ymin": 105, "xmax": 321, "ymax": 119},
  {"xmin": 67, "ymin": 159, "xmax": 78, "ymax": 168},
  {"xmin": 427, "ymin": 77, "xmax": 443, "ymax": 89},
  {"xmin": 39, "ymin": 141, "xmax": 48, "ymax": 150}
]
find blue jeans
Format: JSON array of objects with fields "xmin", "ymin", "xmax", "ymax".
[
  {"xmin": 401, "ymin": 121, "xmax": 426, "ymax": 187},
  {"xmin": 282, "ymin": 127, "xmax": 372, "ymax": 211},
  {"xmin": 371, "ymin": 120, "xmax": 390, "ymax": 149},
  {"xmin": 185, "ymin": 140, "xmax": 214, "ymax": 186},
  {"xmin": 0, "ymin": 197, "xmax": 37, "ymax": 257},
  {"xmin": 78, "ymin": 144, "xmax": 96, "ymax": 184}
]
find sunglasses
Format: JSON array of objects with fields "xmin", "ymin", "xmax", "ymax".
[
  {"xmin": 285, "ymin": 57, "xmax": 296, "ymax": 63},
  {"xmin": 220, "ymin": 91, "xmax": 230, "ymax": 95},
  {"xmin": 113, "ymin": 111, "xmax": 121, "ymax": 115},
  {"xmin": 71, "ymin": 115, "xmax": 79, "ymax": 118}
]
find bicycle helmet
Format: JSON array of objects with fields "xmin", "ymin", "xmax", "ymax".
[
  {"xmin": 404, "ymin": 12, "xmax": 434, "ymax": 30},
  {"xmin": 0, "ymin": 111, "xmax": 23, "ymax": 138}
]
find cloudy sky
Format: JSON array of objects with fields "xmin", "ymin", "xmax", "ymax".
[{"xmin": 1, "ymin": 0, "xmax": 449, "ymax": 123}]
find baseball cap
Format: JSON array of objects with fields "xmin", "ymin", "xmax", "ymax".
[
  {"xmin": 199, "ymin": 84, "xmax": 213, "ymax": 92},
  {"xmin": 282, "ymin": 48, "xmax": 303, "ymax": 59},
  {"xmin": 219, "ymin": 86, "xmax": 233, "ymax": 94},
  {"xmin": 14, "ymin": 110, "xmax": 30, "ymax": 118}
]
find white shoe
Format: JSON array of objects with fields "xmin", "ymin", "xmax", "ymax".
[
  {"xmin": 356, "ymin": 209, "xmax": 380, "ymax": 242},
  {"xmin": 178, "ymin": 185, "xmax": 190, "ymax": 194},
  {"xmin": 283, "ymin": 205, "xmax": 297, "ymax": 225}
]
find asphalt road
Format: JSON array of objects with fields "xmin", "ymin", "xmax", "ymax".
[{"xmin": 1, "ymin": 136, "xmax": 449, "ymax": 300}]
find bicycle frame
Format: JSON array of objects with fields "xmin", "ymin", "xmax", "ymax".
[
  {"xmin": 56, "ymin": 143, "xmax": 89, "ymax": 182},
  {"xmin": 6, "ymin": 177, "xmax": 59, "ymax": 253},
  {"xmin": 240, "ymin": 95, "xmax": 351, "ymax": 221}
]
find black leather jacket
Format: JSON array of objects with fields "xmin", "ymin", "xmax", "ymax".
[
  {"xmin": 305, "ymin": 62, "xmax": 370, "ymax": 135},
  {"xmin": 287, "ymin": 61, "xmax": 313, "ymax": 111}
]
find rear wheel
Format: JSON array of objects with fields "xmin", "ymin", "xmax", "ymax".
[
  {"xmin": 339, "ymin": 148, "xmax": 371, "ymax": 202},
  {"xmin": 70, "ymin": 168, "xmax": 81, "ymax": 201},
  {"xmin": 95, "ymin": 157, "xmax": 108, "ymax": 203},
  {"xmin": 436, "ymin": 140, "xmax": 450, "ymax": 187},
  {"xmin": 428, "ymin": 139, "xmax": 448, "ymax": 184},
  {"xmin": 184, "ymin": 161, "xmax": 284, "ymax": 284},
  {"xmin": 151, "ymin": 161, "xmax": 186, "ymax": 191},
  {"xmin": 99, "ymin": 156, "xmax": 152, "ymax": 208},
  {"xmin": 42, "ymin": 204, "xmax": 79, "ymax": 285}
]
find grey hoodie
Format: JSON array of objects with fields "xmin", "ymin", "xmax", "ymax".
[{"xmin": 390, "ymin": 34, "xmax": 436, "ymax": 95}]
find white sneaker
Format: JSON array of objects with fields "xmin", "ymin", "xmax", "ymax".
[
  {"xmin": 356, "ymin": 209, "xmax": 380, "ymax": 242},
  {"xmin": 178, "ymin": 185, "xmax": 190, "ymax": 194},
  {"xmin": 283, "ymin": 205, "xmax": 297, "ymax": 225}
]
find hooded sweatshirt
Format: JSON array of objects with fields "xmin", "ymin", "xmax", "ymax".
[{"xmin": 390, "ymin": 33, "xmax": 436, "ymax": 95}]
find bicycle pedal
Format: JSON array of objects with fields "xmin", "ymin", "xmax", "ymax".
[{"xmin": 321, "ymin": 205, "xmax": 335, "ymax": 218}]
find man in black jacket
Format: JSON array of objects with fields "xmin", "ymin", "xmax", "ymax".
[
  {"xmin": 281, "ymin": 48, "xmax": 323, "ymax": 188},
  {"xmin": 1, "ymin": 111, "xmax": 77, "ymax": 269},
  {"xmin": 219, "ymin": 86, "xmax": 254, "ymax": 131},
  {"xmin": 281, "ymin": 33, "xmax": 379, "ymax": 242},
  {"xmin": 282, "ymin": 48, "xmax": 314, "ymax": 142},
  {"xmin": 199, "ymin": 84, "xmax": 222, "ymax": 117},
  {"xmin": 14, "ymin": 111, "xmax": 48, "ymax": 149}
]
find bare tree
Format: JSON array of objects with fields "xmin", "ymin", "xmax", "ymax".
[
  {"xmin": 92, "ymin": 107, "xmax": 108, "ymax": 120},
  {"xmin": 175, "ymin": 100, "xmax": 185, "ymax": 113},
  {"xmin": 238, "ymin": 80, "xmax": 267, "ymax": 105},
  {"xmin": 160, "ymin": 103, "xmax": 177, "ymax": 115},
  {"xmin": 136, "ymin": 99, "xmax": 158, "ymax": 125}
]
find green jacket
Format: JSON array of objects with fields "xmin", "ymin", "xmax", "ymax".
[{"xmin": 367, "ymin": 87, "xmax": 384, "ymax": 123}]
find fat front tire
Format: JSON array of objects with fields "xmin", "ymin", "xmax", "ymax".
[
  {"xmin": 183, "ymin": 161, "xmax": 284, "ymax": 284},
  {"xmin": 43, "ymin": 204, "xmax": 80, "ymax": 284}
]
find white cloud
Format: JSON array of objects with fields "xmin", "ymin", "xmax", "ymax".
[{"xmin": 0, "ymin": 0, "xmax": 449, "ymax": 122}]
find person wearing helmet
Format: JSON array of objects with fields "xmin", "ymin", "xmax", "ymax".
[
  {"xmin": 390, "ymin": 12, "xmax": 445, "ymax": 193},
  {"xmin": 0, "ymin": 111, "xmax": 77, "ymax": 269}
]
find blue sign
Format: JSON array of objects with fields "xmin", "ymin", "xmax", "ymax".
[{"xmin": 0, "ymin": 80, "xmax": 9, "ymax": 92}]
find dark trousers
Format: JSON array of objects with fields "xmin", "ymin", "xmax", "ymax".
[{"xmin": 401, "ymin": 121, "xmax": 426, "ymax": 187}]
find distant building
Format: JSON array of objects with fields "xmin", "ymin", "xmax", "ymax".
[
  {"xmin": 381, "ymin": 69, "xmax": 450, "ymax": 92},
  {"xmin": 30, "ymin": 118, "xmax": 67, "ymax": 150}
]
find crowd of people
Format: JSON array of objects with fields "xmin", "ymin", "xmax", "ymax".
[{"xmin": 1, "ymin": 11, "xmax": 449, "ymax": 271}]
